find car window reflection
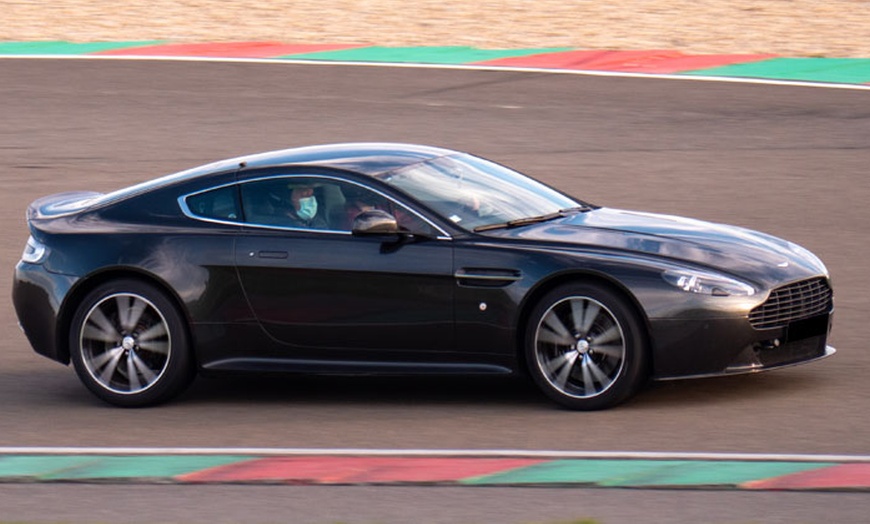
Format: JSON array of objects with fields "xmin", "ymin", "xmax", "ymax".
[{"xmin": 237, "ymin": 176, "xmax": 441, "ymax": 236}]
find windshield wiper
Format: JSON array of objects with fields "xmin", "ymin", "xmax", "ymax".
[{"xmin": 474, "ymin": 206, "xmax": 589, "ymax": 233}]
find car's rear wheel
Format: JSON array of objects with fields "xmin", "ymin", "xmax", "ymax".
[
  {"xmin": 69, "ymin": 279, "xmax": 194, "ymax": 407},
  {"xmin": 525, "ymin": 282, "xmax": 648, "ymax": 410}
]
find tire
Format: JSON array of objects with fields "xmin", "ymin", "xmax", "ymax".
[
  {"xmin": 525, "ymin": 282, "xmax": 648, "ymax": 410},
  {"xmin": 69, "ymin": 279, "xmax": 194, "ymax": 407}
]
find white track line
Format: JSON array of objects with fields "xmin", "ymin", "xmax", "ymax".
[
  {"xmin": 0, "ymin": 447, "xmax": 869, "ymax": 463},
  {"xmin": 2, "ymin": 54, "xmax": 870, "ymax": 92}
]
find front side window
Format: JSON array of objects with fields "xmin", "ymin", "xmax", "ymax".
[
  {"xmin": 240, "ymin": 177, "xmax": 333, "ymax": 230},
  {"xmin": 238, "ymin": 176, "xmax": 442, "ymax": 236}
]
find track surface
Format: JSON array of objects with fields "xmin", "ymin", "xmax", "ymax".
[{"xmin": 1, "ymin": 59, "xmax": 869, "ymax": 522}]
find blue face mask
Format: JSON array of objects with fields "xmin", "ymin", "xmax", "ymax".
[{"xmin": 296, "ymin": 196, "xmax": 318, "ymax": 221}]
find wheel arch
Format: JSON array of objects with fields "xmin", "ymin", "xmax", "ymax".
[
  {"xmin": 56, "ymin": 268, "xmax": 194, "ymax": 366},
  {"xmin": 514, "ymin": 270, "xmax": 654, "ymax": 376}
]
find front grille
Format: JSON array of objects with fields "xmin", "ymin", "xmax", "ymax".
[{"xmin": 749, "ymin": 277, "xmax": 833, "ymax": 330}]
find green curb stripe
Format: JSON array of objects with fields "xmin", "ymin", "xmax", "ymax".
[
  {"xmin": 608, "ymin": 461, "xmax": 835, "ymax": 487},
  {"xmin": 0, "ymin": 456, "xmax": 100, "ymax": 479},
  {"xmin": 47, "ymin": 455, "xmax": 251, "ymax": 480},
  {"xmin": 463, "ymin": 459, "xmax": 689, "ymax": 485},
  {"xmin": 280, "ymin": 46, "xmax": 572, "ymax": 65},
  {"xmin": 462, "ymin": 459, "xmax": 835, "ymax": 487},
  {"xmin": 0, "ymin": 41, "xmax": 163, "ymax": 55},
  {"xmin": 683, "ymin": 57, "xmax": 870, "ymax": 84},
  {"xmin": 0, "ymin": 455, "xmax": 251, "ymax": 480}
]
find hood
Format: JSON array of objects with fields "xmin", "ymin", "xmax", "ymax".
[{"xmin": 485, "ymin": 207, "xmax": 828, "ymax": 288}]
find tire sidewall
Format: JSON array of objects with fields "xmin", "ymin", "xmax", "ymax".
[
  {"xmin": 524, "ymin": 282, "xmax": 648, "ymax": 410},
  {"xmin": 69, "ymin": 279, "xmax": 193, "ymax": 407}
]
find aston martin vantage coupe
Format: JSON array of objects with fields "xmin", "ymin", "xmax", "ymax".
[{"xmin": 12, "ymin": 143, "xmax": 834, "ymax": 409}]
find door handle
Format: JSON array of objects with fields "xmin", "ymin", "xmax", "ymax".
[{"xmin": 257, "ymin": 250, "xmax": 289, "ymax": 259}]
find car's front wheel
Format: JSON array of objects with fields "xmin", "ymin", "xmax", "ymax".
[
  {"xmin": 69, "ymin": 279, "xmax": 194, "ymax": 407},
  {"xmin": 525, "ymin": 282, "xmax": 648, "ymax": 410}
]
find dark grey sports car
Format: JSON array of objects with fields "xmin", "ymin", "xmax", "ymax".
[{"xmin": 12, "ymin": 143, "xmax": 834, "ymax": 409}]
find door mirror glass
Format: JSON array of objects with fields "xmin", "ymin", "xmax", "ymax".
[{"xmin": 351, "ymin": 209, "xmax": 399, "ymax": 235}]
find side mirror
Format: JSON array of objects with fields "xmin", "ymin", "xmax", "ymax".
[{"xmin": 351, "ymin": 209, "xmax": 399, "ymax": 236}]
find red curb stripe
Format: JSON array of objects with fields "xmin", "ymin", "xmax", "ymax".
[
  {"xmin": 479, "ymin": 49, "xmax": 678, "ymax": 68},
  {"xmin": 94, "ymin": 42, "xmax": 363, "ymax": 58},
  {"xmin": 742, "ymin": 464, "xmax": 870, "ymax": 490},
  {"xmin": 478, "ymin": 49, "xmax": 776, "ymax": 73},
  {"xmin": 176, "ymin": 456, "xmax": 544, "ymax": 484},
  {"xmin": 614, "ymin": 53, "xmax": 777, "ymax": 74}
]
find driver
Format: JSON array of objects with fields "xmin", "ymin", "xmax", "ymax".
[{"xmin": 285, "ymin": 185, "xmax": 328, "ymax": 229}]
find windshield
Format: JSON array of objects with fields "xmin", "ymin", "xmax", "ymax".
[{"xmin": 375, "ymin": 153, "xmax": 583, "ymax": 231}]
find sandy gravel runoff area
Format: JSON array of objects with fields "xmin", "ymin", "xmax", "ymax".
[{"xmin": 3, "ymin": 0, "xmax": 870, "ymax": 58}]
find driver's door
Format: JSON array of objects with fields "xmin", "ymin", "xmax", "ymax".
[{"xmin": 234, "ymin": 174, "xmax": 455, "ymax": 357}]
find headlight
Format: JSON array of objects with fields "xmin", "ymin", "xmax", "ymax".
[
  {"xmin": 21, "ymin": 236, "xmax": 48, "ymax": 264},
  {"xmin": 662, "ymin": 269, "xmax": 755, "ymax": 296}
]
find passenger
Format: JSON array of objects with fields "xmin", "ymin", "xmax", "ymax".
[
  {"xmin": 343, "ymin": 188, "xmax": 385, "ymax": 229},
  {"xmin": 343, "ymin": 185, "xmax": 432, "ymax": 234}
]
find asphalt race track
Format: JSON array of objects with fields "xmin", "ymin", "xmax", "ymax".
[{"xmin": 1, "ymin": 58, "xmax": 869, "ymax": 522}]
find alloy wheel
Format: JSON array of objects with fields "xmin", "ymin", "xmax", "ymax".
[
  {"xmin": 79, "ymin": 292, "xmax": 171, "ymax": 395},
  {"xmin": 533, "ymin": 296, "xmax": 626, "ymax": 399}
]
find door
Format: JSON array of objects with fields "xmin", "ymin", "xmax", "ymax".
[{"xmin": 234, "ymin": 175, "xmax": 455, "ymax": 356}]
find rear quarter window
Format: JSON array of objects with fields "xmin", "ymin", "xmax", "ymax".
[{"xmin": 184, "ymin": 186, "xmax": 242, "ymax": 222}]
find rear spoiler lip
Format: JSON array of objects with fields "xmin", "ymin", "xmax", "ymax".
[{"xmin": 26, "ymin": 191, "xmax": 104, "ymax": 221}]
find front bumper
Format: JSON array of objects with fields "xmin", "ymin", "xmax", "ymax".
[
  {"xmin": 649, "ymin": 311, "xmax": 833, "ymax": 380},
  {"xmin": 700, "ymin": 343, "xmax": 836, "ymax": 379}
]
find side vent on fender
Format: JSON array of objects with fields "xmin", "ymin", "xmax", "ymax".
[{"xmin": 454, "ymin": 268, "xmax": 522, "ymax": 288}]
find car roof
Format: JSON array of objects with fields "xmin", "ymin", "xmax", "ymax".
[
  {"xmin": 95, "ymin": 143, "xmax": 458, "ymax": 207},
  {"xmin": 235, "ymin": 142, "xmax": 456, "ymax": 175}
]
